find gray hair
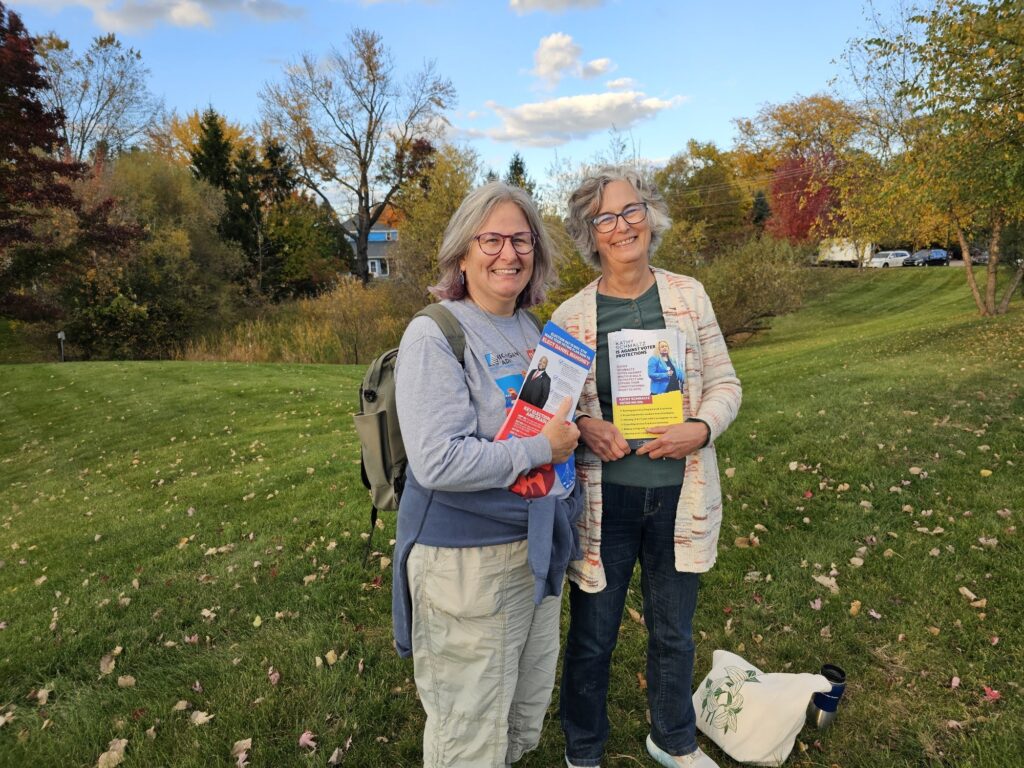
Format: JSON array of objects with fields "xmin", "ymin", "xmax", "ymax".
[
  {"xmin": 430, "ymin": 181, "xmax": 557, "ymax": 308},
  {"xmin": 565, "ymin": 165, "xmax": 672, "ymax": 267}
]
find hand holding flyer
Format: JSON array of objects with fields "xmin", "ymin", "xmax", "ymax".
[
  {"xmin": 608, "ymin": 328, "xmax": 687, "ymax": 448},
  {"xmin": 496, "ymin": 321, "xmax": 596, "ymax": 498}
]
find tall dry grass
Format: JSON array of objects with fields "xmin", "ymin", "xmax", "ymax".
[{"xmin": 182, "ymin": 278, "xmax": 414, "ymax": 364}]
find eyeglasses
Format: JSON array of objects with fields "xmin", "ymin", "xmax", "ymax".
[
  {"xmin": 473, "ymin": 231, "xmax": 537, "ymax": 256},
  {"xmin": 590, "ymin": 202, "xmax": 648, "ymax": 233}
]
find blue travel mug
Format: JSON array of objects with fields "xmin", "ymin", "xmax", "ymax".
[{"xmin": 808, "ymin": 664, "xmax": 846, "ymax": 730}]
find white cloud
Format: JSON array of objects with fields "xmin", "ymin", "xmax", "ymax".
[
  {"xmin": 605, "ymin": 77, "xmax": 637, "ymax": 91},
  {"xmin": 532, "ymin": 32, "xmax": 581, "ymax": 86},
  {"xmin": 476, "ymin": 91, "xmax": 684, "ymax": 148},
  {"xmin": 580, "ymin": 57, "xmax": 612, "ymax": 78},
  {"xmin": 510, "ymin": 0, "xmax": 603, "ymax": 13},
  {"xmin": 18, "ymin": 0, "xmax": 301, "ymax": 30},
  {"xmin": 532, "ymin": 33, "xmax": 614, "ymax": 88}
]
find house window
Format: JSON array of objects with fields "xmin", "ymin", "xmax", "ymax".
[{"xmin": 379, "ymin": 259, "xmax": 390, "ymax": 276}]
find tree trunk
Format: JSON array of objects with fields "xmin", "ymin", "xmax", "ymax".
[
  {"xmin": 997, "ymin": 263, "xmax": 1024, "ymax": 314},
  {"xmin": 984, "ymin": 217, "xmax": 1001, "ymax": 315},
  {"xmin": 955, "ymin": 223, "xmax": 988, "ymax": 316}
]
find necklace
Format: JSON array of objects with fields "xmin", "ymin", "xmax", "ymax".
[{"xmin": 466, "ymin": 300, "xmax": 533, "ymax": 365}]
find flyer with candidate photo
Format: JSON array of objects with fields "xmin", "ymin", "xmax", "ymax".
[
  {"xmin": 608, "ymin": 328, "xmax": 687, "ymax": 448},
  {"xmin": 496, "ymin": 321, "xmax": 596, "ymax": 499}
]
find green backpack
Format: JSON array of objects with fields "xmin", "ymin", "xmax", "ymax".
[{"xmin": 353, "ymin": 303, "xmax": 541, "ymax": 547}]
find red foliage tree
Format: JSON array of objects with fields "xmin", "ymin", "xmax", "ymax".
[
  {"xmin": 0, "ymin": 2, "xmax": 80, "ymax": 251},
  {"xmin": 765, "ymin": 154, "xmax": 837, "ymax": 243}
]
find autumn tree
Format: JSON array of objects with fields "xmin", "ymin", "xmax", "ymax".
[
  {"xmin": 0, "ymin": 4, "xmax": 76, "ymax": 256},
  {"xmin": 656, "ymin": 140, "xmax": 751, "ymax": 258},
  {"xmin": 34, "ymin": 32, "xmax": 161, "ymax": 162},
  {"xmin": 902, "ymin": 0, "xmax": 1024, "ymax": 314},
  {"xmin": 388, "ymin": 143, "xmax": 478, "ymax": 310},
  {"xmin": 260, "ymin": 28, "xmax": 455, "ymax": 283},
  {"xmin": 265, "ymin": 193, "xmax": 351, "ymax": 299},
  {"xmin": 147, "ymin": 108, "xmax": 252, "ymax": 165}
]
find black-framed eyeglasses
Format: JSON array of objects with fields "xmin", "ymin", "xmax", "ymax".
[
  {"xmin": 473, "ymin": 231, "xmax": 537, "ymax": 256},
  {"xmin": 590, "ymin": 202, "xmax": 648, "ymax": 233}
]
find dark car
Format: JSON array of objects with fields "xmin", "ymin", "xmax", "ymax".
[{"xmin": 903, "ymin": 248, "xmax": 949, "ymax": 267}]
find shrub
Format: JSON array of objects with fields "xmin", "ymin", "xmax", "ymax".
[
  {"xmin": 183, "ymin": 278, "xmax": 410, "ymax": 364},
  {"xmin": 659, "ymin": 236, "xmax": 812, "ymax": 342}
]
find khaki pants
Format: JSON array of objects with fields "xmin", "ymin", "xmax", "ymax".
[{"xmin": 408, "ymin": 539, "xmax": 561, "ymax": 768}]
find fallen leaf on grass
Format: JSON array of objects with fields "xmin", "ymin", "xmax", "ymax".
[
  {"xmin": 299, "ymin": 730, "xmax": 317, "ymax": 751},
  {"xmin": 849, "ymin": 600, "xmax": 861, "ymax": 617},
  {"xmin": 0, "ymin": 712, "xmax": 14, "ymax": 728},
  {"xmin": 982, "ymin": 686, "xmax": 1001, "ymax": 702},
  {"xmin": 380, "ymin": 557, "xmax": 392, "ymax": 571},
  {"xmin": 231, "ymin": 738, "xmax": 252, "ymax": 768},
  {"xmin": 325, "ymin": 650, "xmax": 338, "ymax": 666},
  {"xmin": 958, "ymin": 586, "xmax": 978, "ymax": 601},
  {"xmin": 868, "ymin": 608, "xmax": 882, "ymax": 620},
  {"xmin": 328, "ymin": 736, "xmax": 353, "ymax": 765},
  {"xmin": 96, "ymin": 738, "xmax": 128, "ymax": 768},
  {"xmin": 99, "ymin": 647, "xmax": 122, "ymax": 676},
  {"xmin": 172, "ymin": 700, "xmax": 190, "ymax": 712},
  {"xmin": 117, "ymin": 676, "xmax": 135, "ymax": 688},
  {"xmin": 627, "ymin": 606, "xmax": 644, "ymax": 625},
  {"xmin": 809, "ymin": 598, "xmax": 822, "ymax": 611},
  {"xmin": 724, "ymin": 467, "xmax": 736, "ymax": 478},
  {"xmin": 849, "ymin": 557, "xmax": 864, "ymax": 568},
  {"xmin": 980, "ymin": 469, "xmax": 992, "ymax": 477},
  {"xmin": 951, "ymin": 676, "xmax": 960, "ymax": 689},
  {"xmin": 268, "ymin": 667, "xmax": 280, "ymax": 686},
  {"xmin": 252, "ymin": 615, "xmax": 262, "ymax": 628},
  {"xmin": 189, "ymin": 711, "xmax": 214, "ymax": 726},
  {"xmin": 812, "ymin": 575, "xmax": 839, "ymax": 594}
]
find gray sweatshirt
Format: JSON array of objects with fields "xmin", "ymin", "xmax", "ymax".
[
  {"xmin": 395, "ymin": 299, "xmax": 552, "ymax": 489},
  {"xmin": 392, "ymin": 300, "xmax": 583, "ymax": 658}
]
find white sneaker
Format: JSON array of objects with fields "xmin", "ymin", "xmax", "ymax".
[
  {"xmin": 565, "ymin": 756, "xmax": 598, "ymax": 768},
  {"xmin": 645, "ymin": 735, "xmax": 719, "ymax": 768}
]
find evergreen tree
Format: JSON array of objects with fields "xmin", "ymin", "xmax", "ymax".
[
  {"xmin": 189, "ymin": 107, "xmax": 233, "ymax": 189},
  {"xmin": 503, "ymin": 152, "xmax": 536, "ymax": 197},
  {"xmin": 751, "ymin": 190, "xmax": 771, "ymax": 231}
]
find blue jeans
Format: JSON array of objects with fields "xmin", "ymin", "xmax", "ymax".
[{"xmin": 560, "ymin": 482, "xmax": 700, "ymax": 766}]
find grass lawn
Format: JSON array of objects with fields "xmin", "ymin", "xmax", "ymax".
[{"xmin": 1, "ymin": 268, "xmax": 1021, "ymax": 767}]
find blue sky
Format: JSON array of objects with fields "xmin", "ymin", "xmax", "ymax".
[{"xmin": 12, "ymin": 0, "xmax": 895, "ymax": 188}]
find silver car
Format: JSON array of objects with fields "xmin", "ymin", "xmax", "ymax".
[{"xmin": 868, "ymin": 250, "xmax": 911, "ymax": 268}]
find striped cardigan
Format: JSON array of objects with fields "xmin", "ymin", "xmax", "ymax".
[{"xmin": 551, "ymin": 267, "xmax": 742, "ymax": 592}]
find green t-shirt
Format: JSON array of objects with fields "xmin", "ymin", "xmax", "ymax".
[{"xmin": 595, "ymin": 282, "xmax": 685, "ymax": 488}]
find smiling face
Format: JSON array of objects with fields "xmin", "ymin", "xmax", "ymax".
[
  {"xmin": 658, "ymin": 340, "xmax": 671, "ymax": 357},
  {"xmin": 593, "ymin": 179, "xmax": 652, "ymax": 273},
  {"xmin": 460, "ymin": 201, "xmax": 534, "ymax": 316}
]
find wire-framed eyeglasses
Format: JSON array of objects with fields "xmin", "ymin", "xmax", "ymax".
[
  {"xmin": 473, "ymin": 231, "xmax": 537, "ymax": 256},
  {"xmin": 590, "ymin": 202, "xmax": 648, "ymax": 233}
]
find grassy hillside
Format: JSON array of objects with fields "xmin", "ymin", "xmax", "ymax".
[{"xmin": 1, "ymin": 269, "xmax": 1020, "ymax": 767}]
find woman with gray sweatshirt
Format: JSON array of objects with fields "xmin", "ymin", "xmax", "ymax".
[{"xmin": 392, "ymin": 182, "xmax": 582, "ymax": 768}]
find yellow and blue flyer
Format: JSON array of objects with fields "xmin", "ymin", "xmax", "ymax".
[{"xmin": 608, "ymin": 328, "xmax": 686, "ymax": 448}]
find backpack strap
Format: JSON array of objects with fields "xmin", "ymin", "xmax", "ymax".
[
  {"xmin": 412, "ymin": 303, "xmax": 543, "ymax": 365},
  {"xmin": 414, "ymin": 303, "xmax": 466, "ymax": 365}
]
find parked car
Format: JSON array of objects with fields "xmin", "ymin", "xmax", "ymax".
[
  {"xmin": 903, "ymin": 248, "xmax": 949, "ymax": 267},
  {"xmin": 868, "ymin": 250, "xmax": 911, "ymax": 268}
]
